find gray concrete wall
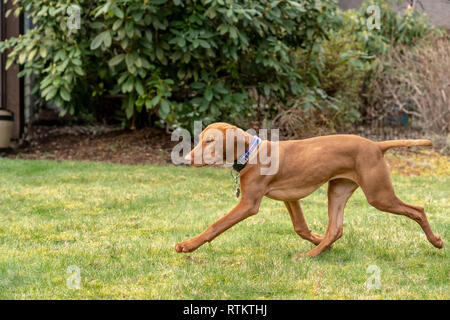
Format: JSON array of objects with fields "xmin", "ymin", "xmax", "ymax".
[{"xmin": 338, "ymin": 0, "xmax": 450, "ymax": 29}]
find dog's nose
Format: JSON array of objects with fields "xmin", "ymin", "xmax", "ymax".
[{"xmin": 184, "ymin": 153, "xmax": 192, "ymax": 162}]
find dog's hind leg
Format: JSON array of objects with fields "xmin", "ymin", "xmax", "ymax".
[
  {"xmin": 298, "ymin": 179, "xmax": 358, "ymax": 258},
  {"xmin": 360, "ymin": 161, "xmax": 444, "ymax": 249},
  {"xmin": 285, "ymin": 200, "xmax": 324, "ymax": 246}
]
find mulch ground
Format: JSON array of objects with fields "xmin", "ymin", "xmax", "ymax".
[
  {"xmin": 4, "ymin": 125, "xmax": 176, "ymax": 165},
  {"xmin": 2, "ymin": 124, "xmax": 449, "ymax": 176}
]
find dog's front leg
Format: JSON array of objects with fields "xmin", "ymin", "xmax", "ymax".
[
  {"xmin": 285, "ymin": 200, "xmax": 325, "ymax": 246},
  {"xmin": 175, "ymin": 199, "xmax": 260, "ymax": 253}
]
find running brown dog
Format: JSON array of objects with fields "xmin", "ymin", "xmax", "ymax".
[{"xmin": 175, "ymin": 122, "xmax": 443, "ymax": 257}]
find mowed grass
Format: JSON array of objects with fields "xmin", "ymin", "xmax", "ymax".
[{"xmin": 0, "ymin": 159, "xmax": 448, "ymax": 300}]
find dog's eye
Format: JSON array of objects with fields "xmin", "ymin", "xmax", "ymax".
[{"xmin": 205, "ymin": 137, "xmax": 214, "ymax": 143}]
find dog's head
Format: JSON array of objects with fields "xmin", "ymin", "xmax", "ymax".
[{"xmin": 185, "ymin": 122, "xmax": 250, "ymax": 167}]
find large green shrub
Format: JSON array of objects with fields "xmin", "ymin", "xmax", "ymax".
[
  {"xmin": 277, "ymin": 0, "xmax": 438, "ymax": 136},
  {"xmin": 0, "ymin": 0, "xmax": 338, "ymax": 129},
  {"xmin": 275, "ymin": 26, "xmax": 377, "ymax": 137},
  {"xmin": 348, "ymin": 0, "xmax": 438, "ymax": 56}
]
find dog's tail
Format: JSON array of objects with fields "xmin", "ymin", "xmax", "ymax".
[{"xmin": 378, "ymin": 139, "xmax": 433, "ymax": 154}]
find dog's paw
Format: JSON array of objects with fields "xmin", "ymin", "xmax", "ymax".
[
  {"xmin": 292, "ymin": 253, "xmax": 307, "ymax": 262},
  {"xmin": 433, "ymin": 234, "xmax": 444, "ymax": 249},
  {"xmin": 293, "ymin": 251, "xmax": 317, "ymax": 261},
  {"xmin": 311, "ymin": 233, "xmax": 325, "ymax": 246},
  {"xmin": 175, "ymin": 240, "xmax": 198, "ymax": 253}
]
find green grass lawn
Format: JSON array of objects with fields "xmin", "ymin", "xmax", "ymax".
[{"xmin": 0, "ymin": 159, "xmax": 448, "ymax": 299}]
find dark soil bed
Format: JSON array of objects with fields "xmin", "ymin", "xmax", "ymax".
[{"xmin": 4, "ymin": 125, "xmax": 176, "ymax": 165}]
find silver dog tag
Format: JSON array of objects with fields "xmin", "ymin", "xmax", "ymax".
[{"xmin": 231, "ymin": 171, "xmax": 241, "ymax": 198}]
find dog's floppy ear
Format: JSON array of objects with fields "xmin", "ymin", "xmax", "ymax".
[{"xmin": 224, "ymin": 126, "xmax": 249, "ymax": 163}]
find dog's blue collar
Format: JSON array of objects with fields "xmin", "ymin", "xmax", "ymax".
[{"xmin": 233, "ymin": 136, "xmax": 262, "ymax": 172}]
